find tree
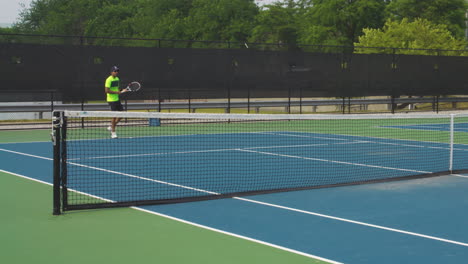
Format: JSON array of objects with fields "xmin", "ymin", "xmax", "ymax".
[
  {"xmin": 249, "ymin": 1, "xmax": 306, "ymax": 48},
  {"xmin": 355, "ymin": 18, "xmax": 467, "ymax": 55},
  {"xmin": 85, "ymin": 4, "xmax": 138, "ymax": 38},
  {"xmin": 185, "ymin": 0, "xmax": 259, "ymax": 43},
  {"xmin": 385, "ymin": 0, "xmax": 467, "ymax": 39},
  {"xmin": 14, "ymin": 0, "xmax": 138, "ymax": 37},
  {"xmin": 130, "ymin": 0, "xmax": 193, "ymax": 39},
  {"xmin": 299, "ymin": 0, "xmax": 388, "ymax": 47}
]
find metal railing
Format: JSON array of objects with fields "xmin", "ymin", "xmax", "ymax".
[{"xmin": 2, "ymin": 97, "xmax": 468, "ymax": 114}]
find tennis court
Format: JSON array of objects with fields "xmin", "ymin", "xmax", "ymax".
[{"xmin": 2, "ymin": 112, "xmax": 468, "ymax": 263}]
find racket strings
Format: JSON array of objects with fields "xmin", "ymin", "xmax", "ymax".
[{"xmin": 128, "ymin": 82, "xmax": 141, "ymax": 91}]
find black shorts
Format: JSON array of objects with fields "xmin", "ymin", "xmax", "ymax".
[{"xmin": 108, "ymin": 101, "xmax": 124, "ymax": 111}]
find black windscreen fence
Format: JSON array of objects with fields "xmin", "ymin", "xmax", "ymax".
[{"xmin": 1, "ymin": 38, "xmax": 467, "ymax": 102}]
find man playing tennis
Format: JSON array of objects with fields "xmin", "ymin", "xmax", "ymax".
[{"xmin": 105, "ymin": 66, "xmax": 127, "ymax": 138}]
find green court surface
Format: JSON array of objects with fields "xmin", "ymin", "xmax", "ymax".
[
  {"xmin": 0, "ymin": 129, "xmax": 324, "ymax": 264},
  {"xmin": 0, "ymin": 171, "xmax": 324, "ymax": 264}
]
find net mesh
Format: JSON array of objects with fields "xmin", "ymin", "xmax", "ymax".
[{"xmin": 54, "ymin": 111, "xmax": 468, "ymax": 211}]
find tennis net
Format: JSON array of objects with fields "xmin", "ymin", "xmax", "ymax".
[{"xmin": 52, "ymin": 111, "xmax": 468, "ymax": 214}]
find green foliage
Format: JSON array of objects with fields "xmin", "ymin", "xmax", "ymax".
[
  {"xmin": 130, "ymin": 0, "xmax": 193, "ymax": 39},
  {"xmin": 186, "ymin": 0, "xmax": 258, "ymax": 43},
  {"xmin": 249, "ymin": 2, "xmax": 304, "ymax": 48},
  {"xmin": 299, "ymin": 0, "xmax": 388, "ymax": 47},
  {"xmin": 15, "ymin": 0, "xmax": 110, "ymax": 35},
  {"xmin": 355, "ymin": 18, "xmax": 468, "ymax": 55},
  {"xmin": 386, "ymin": 0, "xmax": 468, "ymax": 38},
  {"xmin": 7, "ymin": 0, "xmax": 468, "ymax": 54},
  {"xmin": 84, "ymin": 3, "xmax": 138, "ymax": 38},
  {"xmin": 0, "ymin": 27, "xmax": 14, "ymax": 34}
]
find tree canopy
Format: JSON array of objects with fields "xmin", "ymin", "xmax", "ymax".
[
  {"xmin": 386, "ymin": 0, "xmax": 467, "ymax": 38},
  {"xmin": 4, "ymin": 0, "xmax": 466, "ymax": 51},
  {"xmin": 355, "ymin": 18, "xmax": 468, "ymax": 55}
]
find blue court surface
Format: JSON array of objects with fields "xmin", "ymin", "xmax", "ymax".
[{"xmin": 1, "ymin": 131, "xmax": 468, "ymax": 263}]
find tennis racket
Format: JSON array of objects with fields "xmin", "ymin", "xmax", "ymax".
[{"xmin": 122, "ymin": 81, "xmax": 141, "ymax": 93}]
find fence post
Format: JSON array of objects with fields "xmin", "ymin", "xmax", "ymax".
[
  {"xmin": 227, "ymin": 82, "xmax": 231, "ymax": 114},
  {"xmin": 158, "ymin": 88, "xmax": 162, "ymax": 112},
  {"xmin": 348, "ymin": 97, "xmax": 351, "ymax": 114},
  {"xmin": 299, "ymin": 87, "xmax": 303, "ymax": 114},
  {"xmin": 188, "ymin": 88, "xmax": 191, "ymax": 113},
  {"xmin": 50, "ymin": 91, "xmax": 54, "ymax": 112},
  {"xmin": 449, "ymin": 114, "xmax": 455, "ymax": 173},
  {"xmin": 342, "ymin": 97, "xmax": 345, "ymax": 114},
  {"xmin": 247, "ymin": 86, "xmax": 251, "ymax": 114}
]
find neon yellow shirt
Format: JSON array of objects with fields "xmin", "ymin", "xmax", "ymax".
[{"xmin": 105, "ymin": 76, "xmax": 120, "ymax": 102}]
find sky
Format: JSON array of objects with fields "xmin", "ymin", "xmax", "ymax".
[
  {"xmin": 0, "ymin": 0, "xmax": 277, "ymax": 26},
  {"xmin": 0, "ymin": 0, "xmax": 32, "ymax": 25}
]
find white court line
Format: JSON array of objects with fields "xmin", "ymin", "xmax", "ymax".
[
  {"xmin": 68, "ymin": 148, "xmax": 236, "ymax": 161},
  {"xmin": 451, "ymin": 174, "xmax": 468, "ymax": 178},
  {"xmin": 257, "ymin": 132, "xmax": 349, "ymax": 141},
  {"xmin": 0, "ymin": 169, "xmax": 114, "ymax": 203},
  {"xmin": 0, "ymin": 148, "xmax": 53, "ymax": 161},
  {"xmin": 265, "ymin": 130, "xmax": 468, "ymax": 147},
  {"xmin": 263, "ymin": 131, "xmax": 468, "ymax": 151},
  {"xmin": 386, "ymin": 124, "xmax": 468, "ymax": 132},
  {"xmin": 2, "ymin": 149, "xmax": 468, "ymax": 250},
  {"xmin": 238, "ymin": 149, "xmax": 431, "ymax": 174},
  {"xmin": 234, "ymin": 197, "xmax": 468, "ymax": 247},
  {"xmin": 69, "ymin": 141, "xmax": 367, "ymax": 161},
  {"xmin": 0, "ymin": 131, "xmax": 279, "ymax": 145},
  {"xmin": 68, "ymin": 161, "xmax": 219, "ymax": 195},
  {"xmin": 387, "ymin": 123, "xmax": 468, "ymax": 130},
  {"xmin": 64, "ymin": 131, "xmax": 282, "ymax": 143},
  {"xmin": 0, "ymin": 148, "xmax": 216, "ymax": 194},
  {"xmin": 63, "ymin": 130, "xmax": 468, "ymax": 161},
  {"xmin": 0, "ymin": 140, "xmax": 50, "ymax": 145},
  {"xmin": 0, "ymin": 168, "xmax": 341, "ymax": 264},
  {"xmin": 382, "ymin": 126, "xmax": 468, "ymax": 134},
  {"xmin": 0, "ymin": 132, "xmax": 268, "ymax": 144}
]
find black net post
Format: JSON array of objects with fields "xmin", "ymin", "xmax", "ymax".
[
  {"xmin": 436, "ymin": 96, "xmax": 440, "ymax": 113},
  {"xmin": 391, "ymin": 96, "xmax": 396, "ymax": 114},
  {"xmin": 52, "ymin": 111, "xmax": 62, "ymax": 215},
  {"xmin": 61, "ymin": 115, "xmax": 68, "ymax": 211}
]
